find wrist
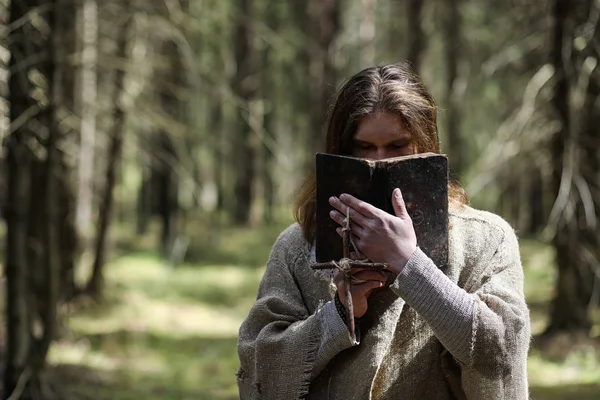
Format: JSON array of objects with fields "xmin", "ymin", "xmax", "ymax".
[{"xmin": 390, "ymin": 245, "xmax": 418, "ymax": 274}]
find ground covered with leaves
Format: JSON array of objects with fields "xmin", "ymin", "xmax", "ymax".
[{"xmin": 47, "ymin": 226, "xmax": 600, "ymax": 400}]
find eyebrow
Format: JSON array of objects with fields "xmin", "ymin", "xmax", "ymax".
[
  {"xmin": 353, "ymin": 136, "xmax": 411, "ymax": 144},
  {"xmin": 389, "ymin": 137, "xmax": 411, "ymax": 143}
]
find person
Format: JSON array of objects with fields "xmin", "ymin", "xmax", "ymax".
[{"xmin": 236, "ymin": 63, "xmax": 530, "ymax": 400}]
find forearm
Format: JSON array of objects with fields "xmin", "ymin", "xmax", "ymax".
[
  {"xmin": 313, "ymin": 300, "xmax": 357, "ymax": 376},
  {"xmin": 389, "ymin": 247, "xmax": 475, "ymax": 364},
  {"xmin": 389, "ymin": 247, "xmax": 530, "ymax": 382}
]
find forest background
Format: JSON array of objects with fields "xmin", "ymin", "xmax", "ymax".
[{"xmin": 1, "ymin": 0, "xmax": 600, "ymax": 399}]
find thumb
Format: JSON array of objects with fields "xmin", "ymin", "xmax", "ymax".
[{"xmin": 392, "ymin": 188, "xmax": 410, "ymax": 220}]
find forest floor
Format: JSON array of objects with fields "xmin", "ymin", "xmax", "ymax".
[{"xmin": 46, "ymin": 223, "xmax": 600, "ymax": 400}]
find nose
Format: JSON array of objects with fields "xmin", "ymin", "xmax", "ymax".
[{"xmin": 373, "ymin": 148, "xmax": 388, "ymax": 161}]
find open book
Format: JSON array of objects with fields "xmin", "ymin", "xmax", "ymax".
[{"xmin": 315, "ymin": 152, "xmax": 449, "ymax": 269}]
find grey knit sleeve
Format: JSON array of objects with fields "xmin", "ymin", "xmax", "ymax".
[
  {"xmin": 389, "ymin": 247, "xmax": 475, "ymax": 362},
  {"xmin": 389, "ymin": 226, "xmax": 530, "ymax": 399}
]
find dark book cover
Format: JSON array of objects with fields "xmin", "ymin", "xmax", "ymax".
[{"xmin": 315, "ymin": 152, "xmax": 449, "ymax": 269}]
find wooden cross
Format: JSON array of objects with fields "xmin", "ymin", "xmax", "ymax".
[{"xmin": 311, "ymin": 206, "xmax": 390, "ymax": 344}]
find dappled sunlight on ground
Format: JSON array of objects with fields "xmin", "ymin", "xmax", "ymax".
[
  {"xmin": 520, "ymin": 239, "xmax": 600, "ymax": 399},
  {"xmin": 43, "ymin": 234, "xmax": 600, "ymax": 400},
  {"xmin": 49, "ymin": 253, "xmax": 264, "ymax": 400},
  {"xmin": 70, "ymin": 255, "xmax": 264, "ymax": 338},
  {"xmin": 528, "ymin": 347, "xmax": 600, "ymax": 393},
  {"xmin": 530, "ymin": 383, "xmax": 600, "ymax": 400}
]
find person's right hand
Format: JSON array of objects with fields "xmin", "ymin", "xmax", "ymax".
[{"xmin": 334, "ymin": 268, "xmax": 388, "ymax": 318}]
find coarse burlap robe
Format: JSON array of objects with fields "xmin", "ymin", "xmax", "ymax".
[{"xmin": 237, "ymin": 205, "xmax": 531, "ymax": 399}]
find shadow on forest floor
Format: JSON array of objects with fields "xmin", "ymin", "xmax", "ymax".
[
  {"xmin": 49, "ymin": 333, "xmax": 239, "ymax": 400},
  {"xmin": 113, "ymin": 218, "xmax": 291, "ymax": 268},
  {"xmin": 47, "ymin": 250, "xmax": 264, "ymax": 399},
  {"xmin": 529, "ymin": 383, "xmax": 600, "ymax": 400},
  {"xmin": 528, "ymin": 344, "xmax": 600, "ymax": 400},
  {"xmin": 39, "ymin": 234, "xmax": 600, "ymax": 399}
]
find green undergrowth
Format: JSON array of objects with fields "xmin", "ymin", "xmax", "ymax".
[
  {"xmin": 48, "ymin": 229, "xmax": 600, "ymax": 399},
  {"xmin": 50, "ymin": 251, "xmax": 264, "ymax": 399},
  {"xmin": 520, "ymin": 238, "xmax": 600, "ymax": 399}
]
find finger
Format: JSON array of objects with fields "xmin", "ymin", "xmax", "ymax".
[
  {"xmin": 331, "ymin": 211, "xmax": 364, "ymax": 236},
  {"xmin": 337, "ymin": 229, "xmax": 364, "ymax": 255},
  {"xmin": 339, "ymin": 193, "xmax": 378, "ymax": 219},
  {"xmin": 347, "ymin": 267, "xmax": 366, "ymax": 275},
  {"xmin": 392, "ymin": 188, "xmax": 411, "ymax": 221},
  {"xmin": 351, "ymin": 270, "xmax": 388, "ymax": 282},
  {"xmin": 363, "ymin": 285, "xmax": 380, "ymax": 300},
  {"xmin": 329, "ymin": 196, "xmax": 372, "ymax": 226},
  {"xmin": 350, "ymin": 275, "xmax": 386, "ymax": 284},
  {"xmin": 333, "ymin": 269, "xmax": 344, "ymax": 286},
  {"xmin": 351, "ymin": 280, "xmax": 384, "ymax": 296},
  {"xmin": 349, "ymin": 251, "xmax": 366, "ymax": 260}
]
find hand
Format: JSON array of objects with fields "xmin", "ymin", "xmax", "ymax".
[
  {"xmin": 329, "ymin": 188, "xmax": 417, "ymax": 274},
  {"xmin": 334, "ymin": 268, "xmax": 387, "ymax": 318}
]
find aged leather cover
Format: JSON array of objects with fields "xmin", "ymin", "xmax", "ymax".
[{"xmin": 315, "ymin": 152, "xmax": 449, "ymax": 269}]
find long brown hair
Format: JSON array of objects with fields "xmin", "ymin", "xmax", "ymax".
[{"xmin": 294, "ymin": 62, "xmax": 468, "ymax": 242}]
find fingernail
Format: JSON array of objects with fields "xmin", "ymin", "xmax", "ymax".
[
  {"xmin": 330, "ymin": 210, "xmax": 336, "ymax": 218},
  {"xmin": 329, "ymin": 196, "xmax": 336, "ymax": 204}
]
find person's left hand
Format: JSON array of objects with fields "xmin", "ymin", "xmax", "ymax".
[{"xmin": 328, "ymin": 188, "xmax": 417, "ymax": 274}]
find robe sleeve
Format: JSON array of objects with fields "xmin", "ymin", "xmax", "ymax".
[
  {"xmin": 389, "ymin": 225, "xmax": 530, "ymax": 399},
  {"xmin": 237, "ymin": 233, "xmax": 355, "ymax": 400}
]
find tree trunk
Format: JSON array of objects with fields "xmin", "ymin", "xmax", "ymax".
[
  {"xmin": 4, "ymin": 0, "xmax": 57, "ymax": 397},
  {"xmin": 150, "ymin": 0, "xmax": 190, "ymax": 242},
  {"xmin": 51, "ymin": 0, "xmax": 79, "ymax": 300},
  {"xmin": 261, "ymin": 2, "xmax": 279, "ymax": 224},
  {"xmin": 75, "ymin": 0, "xmax": 98, "ymax": 254},
  {"xmin": 4, "ymin": 107, "xmax": 33, "ymax": 400},
  {"xmin": 262, "ymin": 118, "xmax": 274, "ymax": 224},
  {"xmin": 387, "ymin": 0, "xmax": 405, "ymax": 61},
  {"xmin": 0, "ymin": 0, "xmax": 7, "ymax": 130},
  {"xmin": 527, "ymin": 168, "xmax": 544, "ymax": 235},
  {"xmin": 86, "ymin": 14, "xmax": 131, "ymax": 299},
  {"xmin": 212, "ymin": 89, "xmax": 226, "ymax": 212},
  {"xmin": 360, "ymin": 0, "xmax": 376, "ymax": 67},
  {"xmin": 579, "ymin": 13, "xmax": 600, "ymax": 305},
  {"xmin": 154, "ymin": 35, "xmax": 187, "ymax": 253},
  {"xmin": 442, "ymin": 0, "xmax": 464, "ymax": 179},
  {"xmin": 232, "ymin": 0, "xmax": 259, "ymax": 225},
  {"xmin": 136, "ymin": 173, "xmax": 151, "ymax": 235},
  {"xmin": 32, "ymin": 56, "xmax": 59, "ymax": 379},
  {"xmin": 307, "ymin": 0, "xmax": 341, "ymax": 158},
  {"xmin": 407, "ymin": 0, "xmax": 425, "ymax": 73},
  {"xmin": 155, "ymin": 132, "xmax": 177, "ymax": 255},
  {"xmin": 546, "ymin": 0, "xmax": 591, "ymax": 333}
]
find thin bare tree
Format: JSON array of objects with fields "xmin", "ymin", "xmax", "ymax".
[
  {"xmin": 232, "ymin": 0, "xmax": 259, "ymax": 224},
  {"xmin": 75, "ymin": 0, "xmax": 99, "ymax": 256},
  {"xmin": 86, "ymin": 12, "xmax": 132, "ymax": 298}
]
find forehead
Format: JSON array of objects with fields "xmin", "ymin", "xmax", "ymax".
[{"xmin": 354, "ymin": 112, "xmax": 410, "ymax": 141}]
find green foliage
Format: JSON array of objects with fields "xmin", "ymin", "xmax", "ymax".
[
  {"xmin": 45, "ymin": 228, "xmax": 600, "ymax": 399},
  {"xmin": 522, "ymin": 239, "xmax": 600, "ymax": 398},
  {"xmin": 50, "ymin": 253, "xmax": 265, "ymax": 399},
  {"xmin": 6, "ymin": 0, "xmax": 599, "ymax": 396},
  {"xmin": 521, "ymin": 238, "xmax": 556, "ymax": 334}
]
